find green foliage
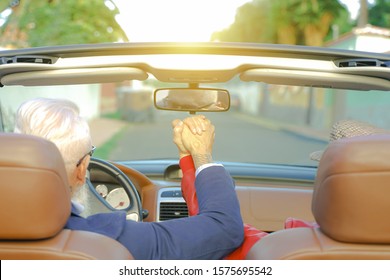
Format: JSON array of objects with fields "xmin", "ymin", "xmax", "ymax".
[
  {"xmin": 369, "ymin": 0, "xmax": 390, "ymax": 28},
  {"xmin": 324, "ymin": 6, "xmax": 354, "ymax": 42},
  {"xmin": 211, "ymin": 0, "xmax": 273, "ymax": 43},
  {"xmin": 212, "ymin": 0, "xmax": 353, "ymax": 46},
  {"xmin": 102, "ymin": 111, "xmax": 122, "ymax": 120},
  {"xmin": 0, "ymin": 0, "xmax": 128, "ymax": 47}
]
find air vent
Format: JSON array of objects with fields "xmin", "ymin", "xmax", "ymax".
[
  {"xmin": 0, "ymin": 56, "xmax": 56, "ymax": 65},
  {"xmin": 159, "ymin": 202, "xmax": 188, "ymax": 221},
  {"xmin": 335, "ymin": 59, "xmax": 388, "ymax": 68}
]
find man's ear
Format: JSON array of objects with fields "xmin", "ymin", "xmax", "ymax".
[{"xmin": 76, "ymin": 158, "xmax": 89, "ymax": 185}]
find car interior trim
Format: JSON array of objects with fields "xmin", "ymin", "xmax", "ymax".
[
  {"xmin": 1, "ymin": 67, "xmax": 148, "ymax": 86},
  {"xmin": 241, "ymin": 68, "xmax": 390, "ymax": 90}
]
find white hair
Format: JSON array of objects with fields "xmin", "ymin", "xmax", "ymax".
[{"xmin": 14, "ymin": 97, "xmax": 92, "ymax": 179}]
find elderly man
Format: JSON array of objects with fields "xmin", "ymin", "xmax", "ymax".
[{"xmin": 14, "ymin": 97, "xmax": 244, "ymax": 260}]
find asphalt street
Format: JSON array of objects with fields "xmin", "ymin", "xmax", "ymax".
[{"xmin": 107, "ymin": 111, "xmax": 327, "ymax": 166}]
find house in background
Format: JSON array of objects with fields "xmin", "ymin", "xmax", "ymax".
[
  {"xmin": 0, "ymin": 84, "xmax": 101, "ymax": 132},
  {"xmin": 328, "ymin": 24, "xmax": 390, "ymax": 53},
  {"xmin": 249, "ymin": 24, "xmax": 390, "ymax": 131},
  {"xmin": 315, "ymin": 24, "xmax": 390, "ymax": 129}
]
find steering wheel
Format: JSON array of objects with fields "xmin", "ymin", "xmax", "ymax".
[{"xmin": 85, "ymin": 157, "xmax": 142, "ymax": 222}]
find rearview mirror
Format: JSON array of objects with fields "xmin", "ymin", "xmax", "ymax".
[{"xmin": 154, "ymin": 88, "xmax": 230, "ymax": 112}]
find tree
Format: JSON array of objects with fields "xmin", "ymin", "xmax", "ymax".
[
  {"xmin": 211, "ymin": 0, "xmax": 352, "ymax": 46},
  {"xmin": 369, "ymin": 0, "xmax": 390, "ymax": 28},
  {"xmin": 0, "ymin": 0, "xmax": 128, "ymax": 48},
  {"xmin": 211, "ymin": 0, "xmax": 273, "ymax": 43},
  {"xmin": 293, "ymin": 0, "xmax": 348, "ymax": 46},
  {"xmin": 324, "ymin": 4, "xmax": 353, "ymax": 42}
]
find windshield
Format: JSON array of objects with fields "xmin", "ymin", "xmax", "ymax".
[
  {"xmin": 1, "ymin": 0, "xmax": 389, "ymax": 167},
  {"xmin": 2, "ymin": 80, "xmax": 388, "ymax": 167}
]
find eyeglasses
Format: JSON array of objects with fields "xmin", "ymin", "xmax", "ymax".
[{"xmin": 76, "ymin": 146, "xmax": 96, "ymax": 167}]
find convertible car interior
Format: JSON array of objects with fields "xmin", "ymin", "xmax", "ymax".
[
  {"xmin": 246, "ymin": 134, "xmax": 390, "ymax": 259},
  {"xmin": 1, "ymin": 42, "xmax": 390, "ymax": 260}
]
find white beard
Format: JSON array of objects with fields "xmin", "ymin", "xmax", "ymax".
[{"xmin": 71, "ymin": 183, "xmax": 92, "ymax": 217}]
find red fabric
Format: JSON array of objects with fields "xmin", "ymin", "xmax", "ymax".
[
  {"xmin": 179, "ymin": 155, "xmax": 266, "ymax": 260},
  {"xmin": 180, "ymin": 156, "xmax": 199, "ymax": 216},
  {"xmin": 284, "ymin": 217, "xmax": 319, "ymax": 229},
  {"xmin": 224, "ymin": 224, "xmax": 268, "ymax": 260},
  {"xmin": 179, "ymin": 156, "xmax": 318, "ymax": 259}
]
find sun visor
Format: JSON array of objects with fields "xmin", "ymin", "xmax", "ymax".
[
  {"xmin": 240, "ymin": 68, "xmax": 390, "ymax": 91},
  {"xmin": 1, "ymin": 67, "xmax": 148, "ymax": 86}
]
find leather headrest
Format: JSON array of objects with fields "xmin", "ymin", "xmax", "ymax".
[
  {"xmin": 0, "ymin": 133, "xmax": 70, "ymax": 240},
  {"xmin": 312, "ymin": 134, "xmax": 390, "ymax": 243}
]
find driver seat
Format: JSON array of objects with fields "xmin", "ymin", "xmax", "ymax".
[
  {"xmin": 0, "ymin": 133, "xmax": 133, "ymax": 259},
  {"xmin": 246, "ymin": 134, "xmax": 390, "ymax": 259}
]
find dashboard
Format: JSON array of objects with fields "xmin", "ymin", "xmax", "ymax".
[{"xmin": 84, "ymin": 159, "xmax": 316, "ymax": 232}]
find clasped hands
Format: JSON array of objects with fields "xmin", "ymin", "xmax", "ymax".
[{"xmin": 172, "ymin": 115, "xmax": 215, "ymax": 169}]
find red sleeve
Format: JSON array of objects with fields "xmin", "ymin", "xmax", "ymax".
[
  {"xmin": 224, "ymin": 224, "xmax": 268, "ymax": 260},
  {"xmin": 179, "ymin": 155, "xmax": 199, "ymax": 216},
  {"xmin": 227, "ymin": 216, "xmax": 320, "ymax": 260},
  {"xmin": 179, "ymin": 155, "xmax": 268, "ymax": 260}
]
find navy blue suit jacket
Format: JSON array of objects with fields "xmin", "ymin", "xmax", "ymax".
[{"xmin": 65, "ymin": 165, "xmax": 244, "ymax": 259}]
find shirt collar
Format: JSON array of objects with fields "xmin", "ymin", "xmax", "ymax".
[{"xmin": 71, "ymin": 200, "xmax": 85, "ymax": 215}]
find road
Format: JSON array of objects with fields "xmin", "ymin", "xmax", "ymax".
[{"xmin": 109, "ymin": 111, "xmax": 327, "ymax": 166}]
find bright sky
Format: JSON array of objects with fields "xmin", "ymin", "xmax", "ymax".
[
  {"xmin": 113, "ymin": 0, "xmax": 371, "ymax": 42},
  {"xmin": 339, "ymin": 0, "xmax": 375, "ymax": 19},
  {"xmin": 113, "ymin": 0, "xmax": 251, "ymax": 42}
]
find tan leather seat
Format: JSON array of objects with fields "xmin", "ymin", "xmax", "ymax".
[
  {"xmin": 246, "ymin": 134, "xmax": 390, "ymax": 259},
  {"xmin": 0, "ymin": 133, "xmax": 133, "ymax": 259}
]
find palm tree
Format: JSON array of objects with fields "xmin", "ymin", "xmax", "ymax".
[
  {"xmin": 211, "ymin": 0, "xmax": 350, "ymax": 46},
  {"xmin": 275, "ymin": 0, "xmax": 346, "ymax": 46}
]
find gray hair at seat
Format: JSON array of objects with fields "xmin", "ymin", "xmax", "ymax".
[
  {"xmin": 310, "ymin": 119, "xmax": 389, "ymax": 161},
  {"xmin": 13, "ymin": 97, "xmax": 92, "ymax": 182}
]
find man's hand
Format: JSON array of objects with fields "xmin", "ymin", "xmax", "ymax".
[
  {"xmin": 182, "ymin": 114, "xmax": 207, "ymax": 135},
  {"xmin": 181, "ymin": 116, "xmax": 214, "ymax": 154},
  {"xmin": 172, "ymin": 119, "xmax": 189, "ymax": 158},
  {"xmin": 182, "ymin": 116, "xmax": 215, "ymax": 168},
  {"xmin": 172, "ymin": 115, "xmax": 215, "ymax": 168}
]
